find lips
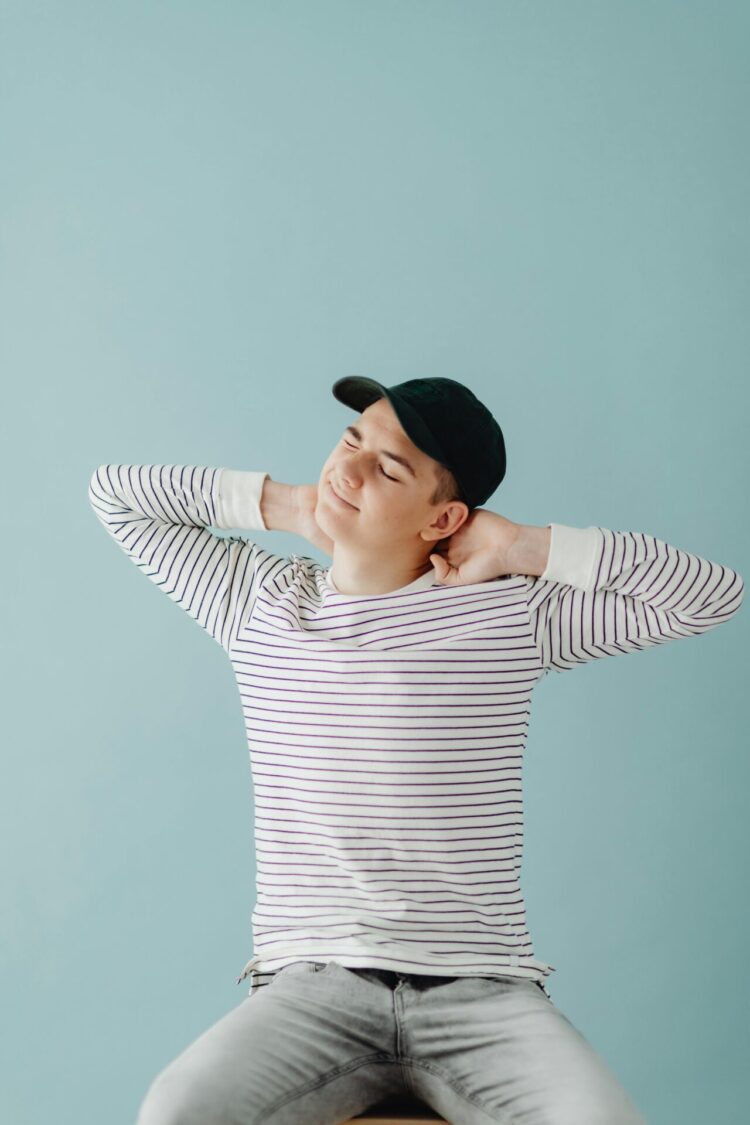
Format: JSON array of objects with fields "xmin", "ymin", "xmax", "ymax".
[{"xmin": 329, "ymin": 482, "xmax": 358, "ymax": 510}]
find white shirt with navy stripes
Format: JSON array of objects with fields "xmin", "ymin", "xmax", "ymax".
[{"xmin": 88, "ymin": 464, "xmax": 744, "ymax": 995}]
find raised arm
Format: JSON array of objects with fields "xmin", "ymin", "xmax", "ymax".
[
  {"xmin": 88, "ymin": 464, "xmax": 285, "ymax": 652},
  {"xmin": 521, "ymin": 522, "xmax": 744, "ymax": 675}
]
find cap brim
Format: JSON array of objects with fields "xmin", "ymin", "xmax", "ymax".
[{"xmin": 332, "ymin": 375, "xmax": 389, "ymax": 412}]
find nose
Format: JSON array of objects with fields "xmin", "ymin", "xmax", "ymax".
[{"xmin": 338, "ymin": 456, "xmax": 362, "ymax": 487}]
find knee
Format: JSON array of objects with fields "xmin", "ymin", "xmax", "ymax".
[
  {"xmin": 550, "ymin": 1092, "xmax": 647, "ymax": 1125},
  {"xmin": 135, "ymin": 1070, "xmax": 210, "ymax": 1125}
]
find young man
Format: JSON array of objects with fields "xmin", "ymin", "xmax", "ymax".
[{"xmin": 89, "ymin": 376, "xmax": 742, "ymax": 1124}]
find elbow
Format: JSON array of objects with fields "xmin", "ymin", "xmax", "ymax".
[{"xmin": 735, "ymin": 572, "xmax": 745, "ymax": 610}]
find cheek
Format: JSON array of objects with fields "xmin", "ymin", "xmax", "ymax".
[{"xmin": 377, "ymin": 491, "xmax": 413, "ymax": 520}]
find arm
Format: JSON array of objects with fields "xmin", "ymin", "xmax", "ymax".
[
  {"xmin": 254, "ymin": 475, "xmax": 299, "ymax": 535},
  {"xmin": 244, "ymin": 473, "xmax": 334, "ymax": 556},
  {"xmin": 521, "ymin": 522, "xmax": 744, "ymax": 675},
  {"xmin": 88, "ymin": 464, "xmax": 282, "ymax": 652},
  {"xmin": 264, "ymin": 479, "xmax": 335, "ymax": 556}
]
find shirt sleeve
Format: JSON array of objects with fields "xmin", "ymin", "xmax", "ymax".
[
  {"xmin": 522, "ymin": 522, "xmax": 745, "ymax": 675},
  {"xmin": 88, "ymin": 464, "xmax": 283, "ymax": 653}
]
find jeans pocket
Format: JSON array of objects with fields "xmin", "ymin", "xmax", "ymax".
[
  {"xmin": 483, "ymin": 975, "xmax": 551, "ymax": 1000},
  {"xmin": 482, "ymin": 974, "xmax": 526, "ymax": 984},
  {"xmin": 278, "ymin": 960, "xmax": 320, "ymax": 976}
]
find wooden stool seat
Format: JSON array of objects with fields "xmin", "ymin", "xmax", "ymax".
[{"xmin": 343, "ymin": 1090, "xmax": 447, "ymax": 1123}]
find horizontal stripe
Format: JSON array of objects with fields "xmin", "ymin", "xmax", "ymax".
[{"xmin": 89, "ymin": 465, "xmax": 744, "ymax": 992}]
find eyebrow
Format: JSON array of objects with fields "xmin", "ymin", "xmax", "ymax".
[{"xmin": 344, "ymin": 424, "xmax": 418, "ymax": 478}]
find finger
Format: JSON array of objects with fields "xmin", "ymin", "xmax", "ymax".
[{"xmin": 429, "ymin": 554, "xmax": 448, "ymax": 582}]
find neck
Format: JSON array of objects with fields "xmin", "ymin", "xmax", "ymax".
[{"xmin": 328, "ymin": 549, "xmax": 435, "ymax": 596}]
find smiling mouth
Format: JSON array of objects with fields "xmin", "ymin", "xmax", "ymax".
[{"xmin": 329, "ymin": 482, "xmax": 358, "ymax": 510}]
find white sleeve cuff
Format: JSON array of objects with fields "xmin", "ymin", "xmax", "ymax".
[
  {"xmin": 540, "ymin": 523, "xmax": 601, "ymax": 591},
  {"xmin": 214, "ymin": 468, "xmax": 269, "ymax": 530}
]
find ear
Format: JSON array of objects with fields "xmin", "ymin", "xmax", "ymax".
[{"xmin": 422, "ymin": 500, "xmax": 470, "ymax": 543}]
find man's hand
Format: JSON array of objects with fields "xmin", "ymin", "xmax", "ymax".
[
  {"xmin": 429, "ymin": 510, "xmax": 551, "ymax": 586},
  {"xmin": 294, "ymin": 484, "xmax": 335, "ymax": 556},
  {"xmin": 428, "ymin": 509, "xmax": 523, "ymax": 586}
]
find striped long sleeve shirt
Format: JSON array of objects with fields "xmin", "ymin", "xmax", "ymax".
[{"xmin": 88, "ymin": 464, "xmax": 744, "ymax": 995}]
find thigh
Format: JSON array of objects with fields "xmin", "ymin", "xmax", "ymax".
[
  {"xmin": 135, "ymin": 961, "xmax": 402, "ymax": 1125},
  {"xmin": 405, "ymin": 975, "xmax": 647, "ymax": 1125}
]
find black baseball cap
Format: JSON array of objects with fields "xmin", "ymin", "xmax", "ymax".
[{"xmin": 331, "ymin": 375, "xmax": 506, "ymax": 510}]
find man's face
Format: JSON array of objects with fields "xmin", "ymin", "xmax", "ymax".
[{"xmin": 316, "ymin": 396, "xmax": 466, "ymax": 551}]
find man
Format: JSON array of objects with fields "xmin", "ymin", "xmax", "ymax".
[{"xmin": 89, "ymin": 376, "xmax": 743, "ymax": 1124}]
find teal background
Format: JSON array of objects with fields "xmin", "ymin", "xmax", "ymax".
[{"xmin": 2, "ymin": 2, "xmax": 747, "ymax": 1122}]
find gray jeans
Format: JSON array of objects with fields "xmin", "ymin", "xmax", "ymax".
[{"xmin": 135, "ymin": 961, "xmax": 647, "ymax": 1124}]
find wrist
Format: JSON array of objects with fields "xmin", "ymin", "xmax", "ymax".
[
  {"xmin": 506, "ymin": 523, "xmax": 551, "ymax": 578},
  {"xmin": 259, "ymin": 477, "xmax": 299, "ymax": 533}
]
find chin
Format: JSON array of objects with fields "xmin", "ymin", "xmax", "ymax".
[{"xmin": 315, "ymin": 505, "xmax": 340, "ymax": 538}]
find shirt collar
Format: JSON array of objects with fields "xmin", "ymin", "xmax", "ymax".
[{"xmin": 325, "ymin": 566, "xmax": 436, "ymax": 597}]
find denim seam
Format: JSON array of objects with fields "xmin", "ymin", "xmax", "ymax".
[
  {"xmin": 254, "ymin": 1053, "xmax": 395, "ymax": 1124},
  {"xmin": 400, "ymin": 1058, "xmax": 519, "ymax": 1125}
]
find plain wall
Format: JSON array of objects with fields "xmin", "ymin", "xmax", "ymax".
[{"xmin": 1, "ymin": 2, "xmax": 748, "ymax": 1122}]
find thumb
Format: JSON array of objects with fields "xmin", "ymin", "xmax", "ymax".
[{"xmin": 429, "ymin": 553, "xmax": 448, "ymax": 582}]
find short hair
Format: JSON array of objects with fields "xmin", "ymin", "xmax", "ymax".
[{"xmin": 428, "ymin": 461, "xmax": 469, "ymax": 510}]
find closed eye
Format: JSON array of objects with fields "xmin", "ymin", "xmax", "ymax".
[{"xmin": 343, "ymin": 440, "xmax": 400, "ymax": 481}]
